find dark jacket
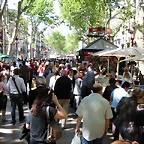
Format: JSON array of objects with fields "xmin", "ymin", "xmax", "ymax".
[
  {"xmin": 54, "ymin": 76, "xmax": 72, "ymax": 99},
  {"xmin": 29, "ymin": 85, "xmax": 46, "ymax": 109}
]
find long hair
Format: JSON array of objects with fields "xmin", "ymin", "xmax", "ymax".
[{"xmin": 31, "ymin": 88, "xmax": 53, "ymax": 116}]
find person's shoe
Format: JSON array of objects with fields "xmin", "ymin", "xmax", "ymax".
[
  {"xmin": 19, "ymin": 116, "xmax": 25, "ymax": 122},
  {"xmin": 11, "ymin": 121, "xmax": 16, "ymax": 125},
  {"xmin": 2, "ymin": 119, "xmax": 7, "ymax": 122}
]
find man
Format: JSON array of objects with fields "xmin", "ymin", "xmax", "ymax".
[
  {"xmin": 76, "ymin": 84, "xmax": 113, "ymax": 144},
  {"xmin": 29, "ymin": 76, "xmax": 46, "ymax": 109},
  {"xmin": 19, "ymin": 61, "xmax": 30, "ymax": 87},
  {"xmin": 103, "ymin": 78, "xmax": 118, "ymax": 102},
  {"xmin": 7, "ymin": 68, "xmax": 26, "ymax": 125},
  {"xmin": 54, "ymin": 70, "xmax": 71, "ymax": 129},
  {"xmin": 111, "ymin": 81, "xmax": 130, "ymax": 141},
  {"xmin": 81, "ymin": 68, "xmax": 95, "ymax": 98},
  {"xmin": 111, "ymin": 81, "xmax": 130, "ymax": 114}
]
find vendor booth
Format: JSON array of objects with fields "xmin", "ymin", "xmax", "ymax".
[{"xmin": 76, "ymin": 38, "xmax": 118, "ymax": 62}]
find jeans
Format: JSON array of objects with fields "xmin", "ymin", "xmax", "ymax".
[
  {"xmin": 82, "ymin": 136, "xmax": 103, "ymax": 144},
  {"xmin": 10, "ymin": 94, "xmax": 24, "ymax": 122}
]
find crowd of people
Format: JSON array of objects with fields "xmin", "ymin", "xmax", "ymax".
[{"xmin": 0, "ymin": 58, "xmax": 144, "ymax": 144}]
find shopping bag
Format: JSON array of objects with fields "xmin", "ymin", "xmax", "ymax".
[{"xmin": 71, "ymin": 134, "xmax": 81, "ymax": 144}]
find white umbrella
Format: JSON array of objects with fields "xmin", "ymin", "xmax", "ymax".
[
  {"xmin": 120, "ymin": 55, "xmax": 144, "ymax": 63},
  {"xmin": 93, "ymin": 47, "xmax": 143, "ymax": 57}
]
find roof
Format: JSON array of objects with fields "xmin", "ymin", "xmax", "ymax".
[{"xmin": 84, "ymin": 38, "xmax": 118, "ymax": 50}]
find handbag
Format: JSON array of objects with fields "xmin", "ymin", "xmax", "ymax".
[
  {"xmin": 45, "ymin": 106, "xmax": 62, "ymax": 143},
  {"xmin": 11, "ymin": 77, "xmax": 23, "ymax": 104}
]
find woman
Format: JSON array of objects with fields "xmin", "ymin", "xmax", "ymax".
[
  {"xmin": 38, "ymin": 63, "xmax": 45, "ymax": 76},
  {"xmin": 49, "ymin": 68, "xmax": 60, "ymax": 90},
  {"xmin": 0, "ymin": 73, "xmax": 7, "ymax": 122},
  {"xmin": 26, "ymin": 88, "xmax": 67, "ymax": 144},
  {"xmin": 114, "ymin": 88, "xmax": 144, "ymax": 144},
  {"xmin": 43, "ymin": 65, "xmax": 51, "ymax": 78},
  {"xmin": 122, "ymin": 67, "xmax": 133, "ymax": 84}
]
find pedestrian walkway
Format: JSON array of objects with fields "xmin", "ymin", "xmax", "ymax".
[{"xmin": 0, "ymin": 99, "xmax": 113, "ymax": 144}]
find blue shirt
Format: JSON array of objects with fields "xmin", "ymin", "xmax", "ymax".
[
  {"xmin": 82, "ymin": 71, "xmax": 95, "ymax": 88},
  {"xmin": 111, "ymin": 88, "xmax": 129, "ymax": 109}
]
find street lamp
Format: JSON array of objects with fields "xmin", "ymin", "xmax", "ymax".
[{"xmin": 15, "ymin": 36, "xmax": 18, "ymax": 58}]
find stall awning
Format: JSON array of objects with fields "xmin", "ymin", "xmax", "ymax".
[
  {"xmin": 120, "ymin": 55, "xmax": 144, "ymax": 62},
  {"xmin": 93, "ymin": 47, "xmax": 144, "ymax": 57},
  {"xmin": 84, "ymin": 38, "xmax": 118, "ymax": 50}
]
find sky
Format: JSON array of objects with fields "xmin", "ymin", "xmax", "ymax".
[{"xmin": 7, "ymin": 0, "xmax": 70, "ymax": 37}]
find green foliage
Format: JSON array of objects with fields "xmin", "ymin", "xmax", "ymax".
[
  {"xmin": 44, "ymin": 31, "xmax": 66, "ymax": 53},
  {"xmin": 44, "ymin": 31, "xmax": 79, "ymax": 54},
  {"xmin": 25, "ymin": 0, "xmax": 55, "ymax": 25},
  {"xmin": 59, "ymin": 0, "xmax": 106, "ymax": 39},
  {"xmin": 59, "ymin": 0, "xmax": 136, "ymax": 40},
  {"xmin": 64, "ymin": 33, "xmax": 79, "ymax": 53}
]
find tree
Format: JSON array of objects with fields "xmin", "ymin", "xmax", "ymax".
[
  {"xmin": 59, "ymin": 0, "xmax": 136, "ymax": 42},
  {"xmin": 64, "ymin": 33, "xmax": 79, "ymax": 53},
  {"xmin": 44, "ymin": 31, "xmax": 66, "ymax": 53},
  {"xmin": 2, "ymin": 0, "xmax": 36, "ymax": 54},
  {"xmin": 25, "ymin": 0, "xmax": 56, "ymax": 57},
  {"xmin": 0, "ymin": 0, "xmax": 7, "ymax": 19}
]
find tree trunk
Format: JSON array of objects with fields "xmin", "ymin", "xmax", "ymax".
[
  {"xmin": 0, "ymin": 0, "xmax": 7, "ymax": 19},
  {"xmin": 7, "ymin": 43, "xmax": 13, "ymax": 55}
]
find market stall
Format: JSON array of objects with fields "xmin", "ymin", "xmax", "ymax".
[
  {"xmin": 93, "ymin": 47, "xmax": 144, "ymax": 76},
  {"xmin": 76, "ymin": 38, "xmax": 118, "ymax": 62}
]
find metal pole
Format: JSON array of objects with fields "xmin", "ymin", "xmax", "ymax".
[{"xmin": 16, "ymin": 41, "xmax": 18, "ymax": 58}]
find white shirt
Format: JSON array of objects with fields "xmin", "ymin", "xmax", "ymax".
[
  {"xmin": 76, "ymin": 93, "xmax": 113, "ymax": 141},
  {"xmin": 7, "ymin": 75, "xmax": 26, "ymax": 94},
  {"xmin": 10, "ymin": 66, "xmax": 17, "ymax": 76},
  {"xmin": 49, "ymin": 75, "xmax": 60, "ymax": 90}
]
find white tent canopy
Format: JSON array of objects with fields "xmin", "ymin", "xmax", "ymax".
[
  {"xmin": 120, "ymin": 55, "xmax": 144, "ymax": 63},
  {"xmin": 93, "ymin": 47, "xmax": 144, "ymax": 57}
]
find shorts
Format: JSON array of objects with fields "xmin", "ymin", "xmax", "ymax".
[{"xmin": 0, "ymin": 95, "xmax": 7, "ymax": 110}]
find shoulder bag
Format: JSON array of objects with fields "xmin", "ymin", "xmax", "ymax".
[
  {"xmin": 11, "ymin": 77, "xmax": 23, "ymax": 104},
  {"xmin": 45, "ymin": 106, "xmax": 62, "ymax": 143}
]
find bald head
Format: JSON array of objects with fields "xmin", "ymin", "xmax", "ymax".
[
  {"xmin": 92, "ymin": 83, "xmax": 103, "ymax": 94},
  {"xmin": 60, "ymin": 70, "xmax": 67, "ymax": 76}
]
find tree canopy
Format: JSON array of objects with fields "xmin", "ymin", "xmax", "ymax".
[
  {"xmin": 44, "ymin": 31, "xmax": 79, "ymax": 54},
  {"xmin": 59, "ymin": 0, "xmax": 136, "ymax": 41},
  {"xmin": 44, "ymin": 31, "xmax": 66, "ymax": 54}
]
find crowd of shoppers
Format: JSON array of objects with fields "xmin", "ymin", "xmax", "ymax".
[{"xmin": 0, "ymin": 58, "xmax": 144, "ymax": 144}]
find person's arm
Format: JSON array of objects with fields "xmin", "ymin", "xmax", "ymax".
[
  {"xmin": 105, "ymin": 102, "xmax": 113, "ymax": 134},
  {"xmin": 6, "ymin": 78, "xmax": 10, "ymax": 94},
  {"xmin": 49, "ymin": 77, "xmax": 53, "ymax": 89},
  {"xmin": 21, "ymin": 79, "xmax": 26, "ymax": 92},
  {"xmin": 110, "ymin": 95, "xmax": 113, "ymax": 105},
  {"xmin": 26, "ymin": 123, "xmax": 30, "ymax": 129},
  {"xmin": 75, "ymin": 116, "xmax": 82, "ymax": 134},
  {"xmin": 52, "ymin": 94, "xmax": 67, "ymax": 119},
  {"xmin": 26, "ymin": 113, "xmax": 31, "ymax": 129},
  {"xmin": 105, "ymin": 119, "xmax": 110, "ymax": 134}
]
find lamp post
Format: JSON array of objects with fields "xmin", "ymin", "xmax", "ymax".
[{"xmin": 15, "ymin": 37, "xmax": 18, "ymax": 58}]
